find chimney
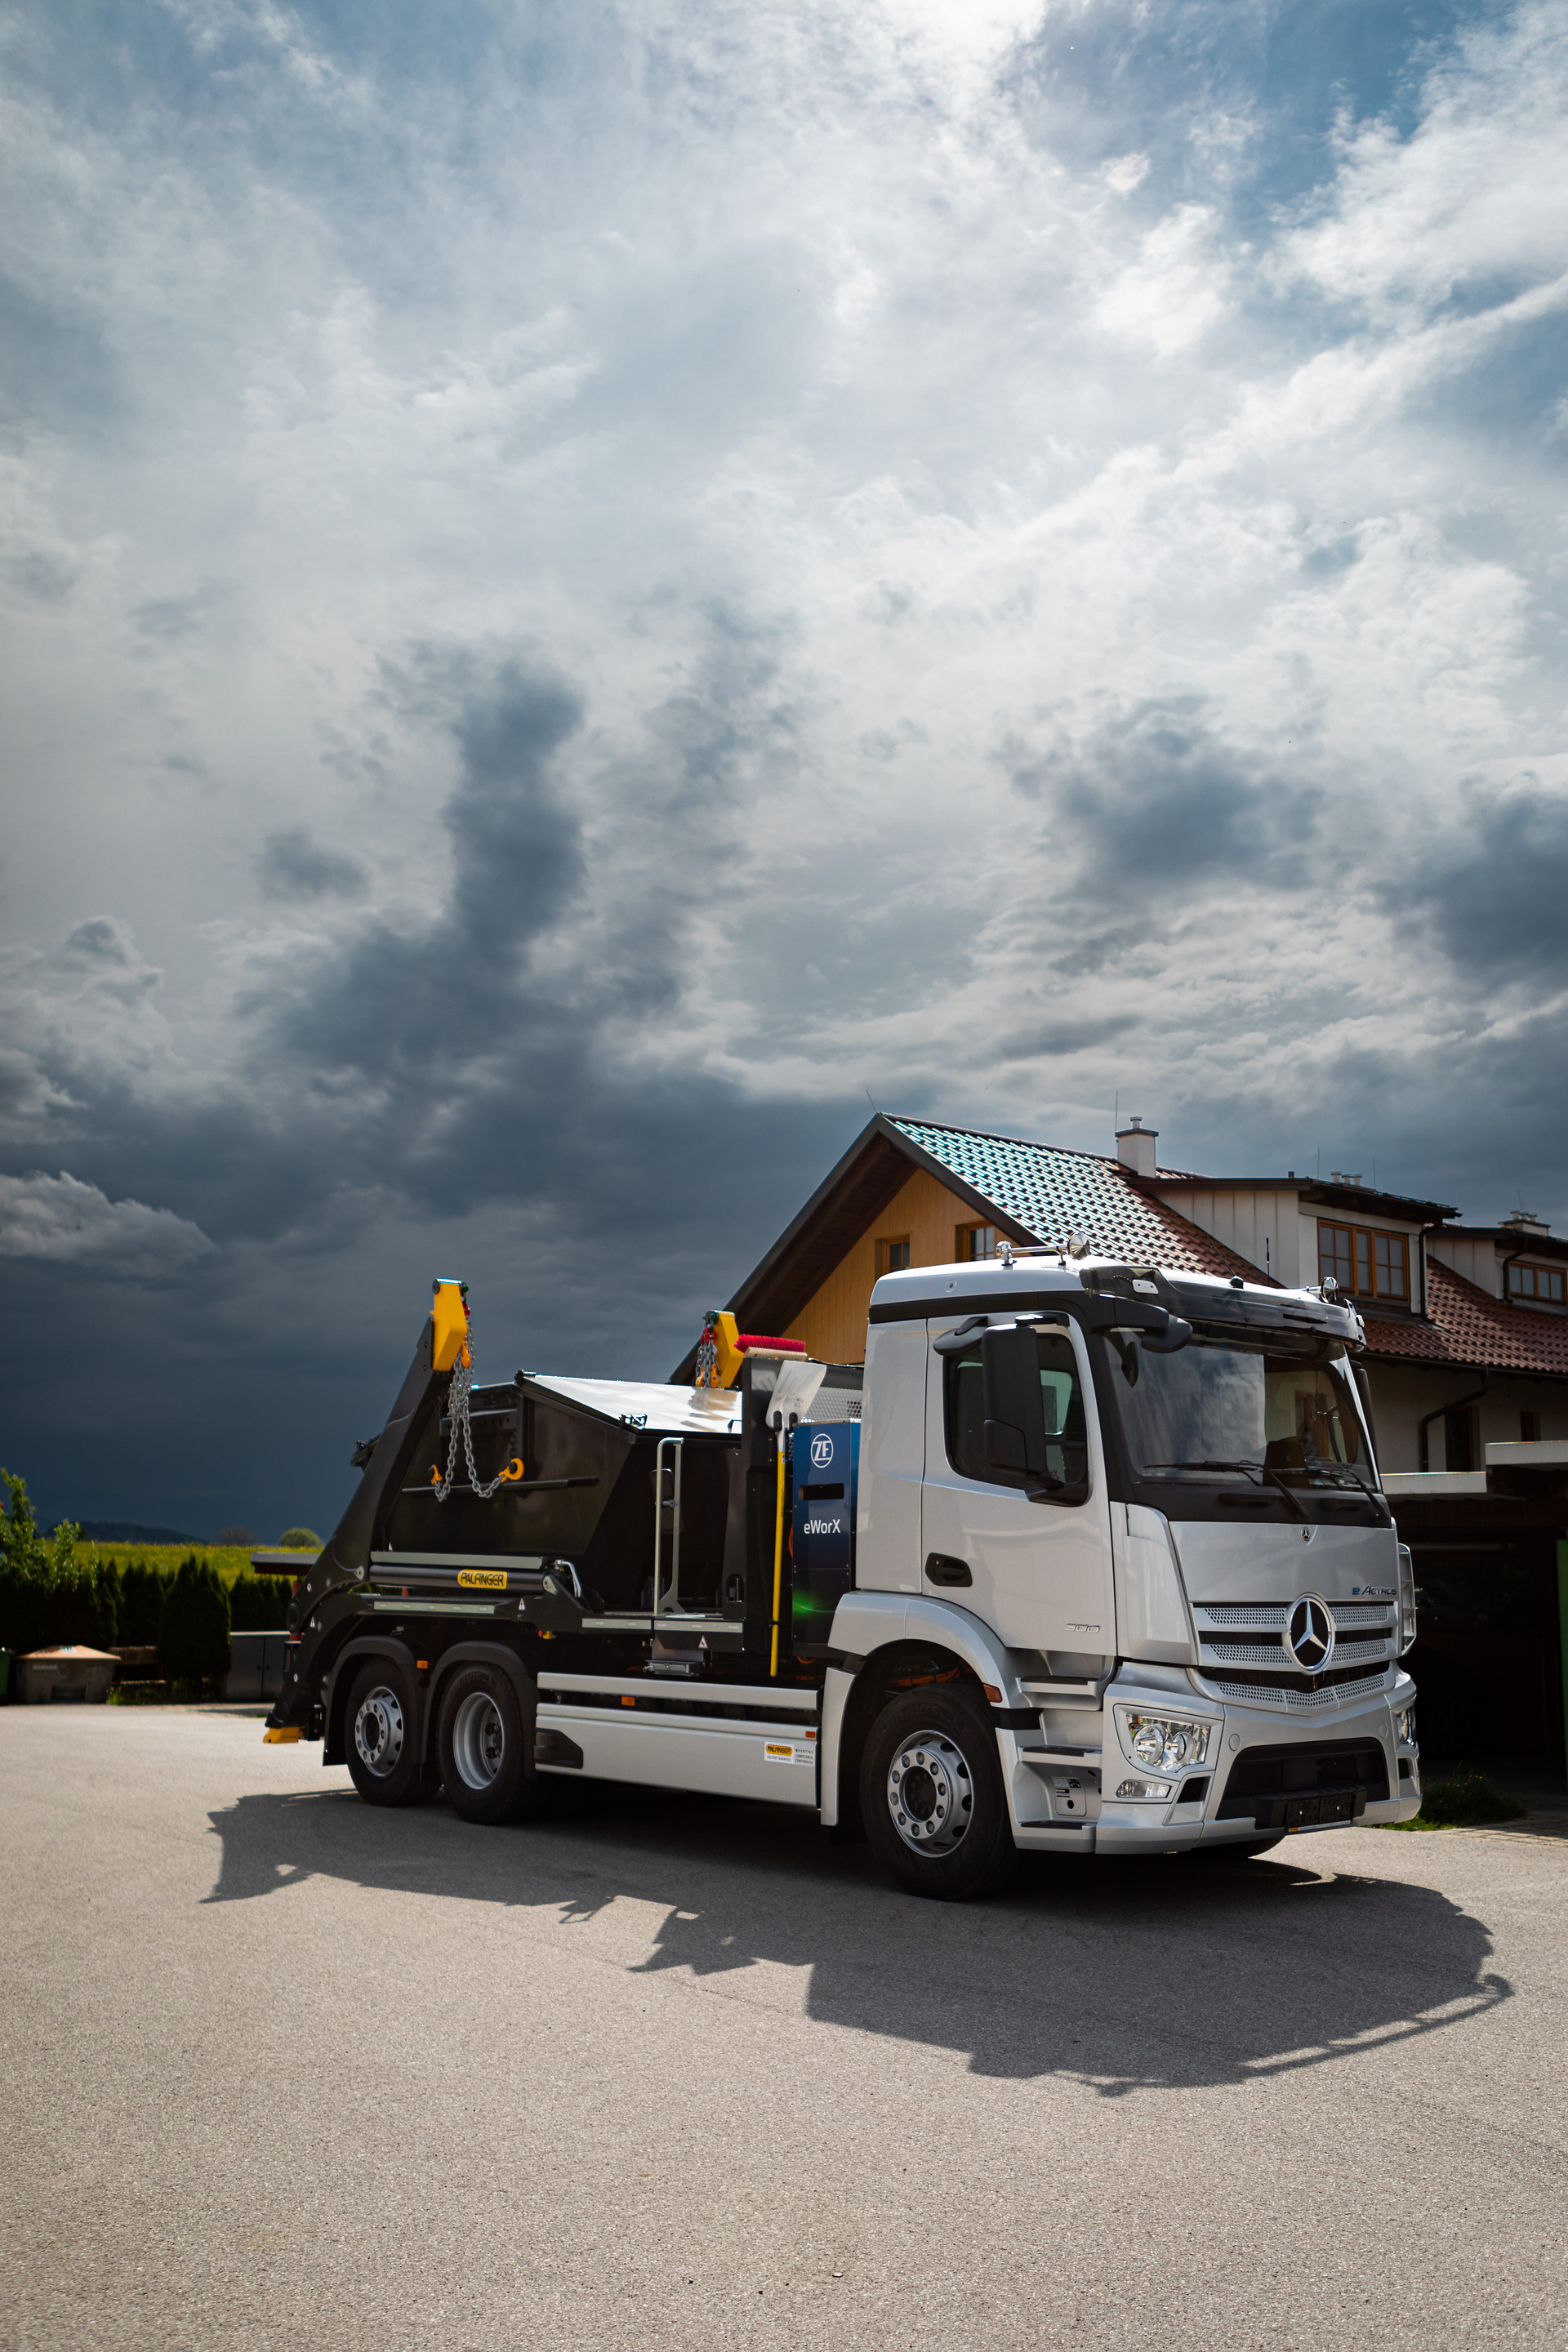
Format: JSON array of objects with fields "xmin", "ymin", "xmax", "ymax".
[
  {"xmin": 1502, "ymin": 1209, "xmax": 1549, "ymax": 1235},
  {"xmin": 1116, "ymin": 1115, "xmax": 1158, "ymax": 1178}
]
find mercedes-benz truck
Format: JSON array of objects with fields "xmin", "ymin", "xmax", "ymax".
[{"xmin": 263, "ymin": 1258, "xmax": 1420, "ymax": 1897}]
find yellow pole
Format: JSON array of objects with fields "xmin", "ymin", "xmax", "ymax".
[{"xmin": 770, "ymin": 1423, "xmax": 786, "ymax": 1678}]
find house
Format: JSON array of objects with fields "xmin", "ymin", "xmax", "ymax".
[{"xmin": 685, "ymin": 1112, "xmax": 1568, "ymax": 1764}]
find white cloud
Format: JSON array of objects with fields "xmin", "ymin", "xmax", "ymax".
[
  {"xmin": 1094, "ymin": 202, "xmax": 1230, "ymax": 354},
  {"xmin": 0, "ymin": 1172, "xmax": 215, "ymax": 1275}
]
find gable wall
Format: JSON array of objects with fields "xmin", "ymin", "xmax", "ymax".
[
  {"xmin": 785, "ymin": 1166, "xmax": 978, "ymax": 1365},
  {"xmin": 1152, "ymin": 1184, "xmax": 1297, "ymax": 1284}
]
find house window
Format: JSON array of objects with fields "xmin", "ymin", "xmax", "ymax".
[
  {"xmin": 875, "ymin": 1236, "xmax": 911, "ymax": 1276},
  {"xmin": 956, "ymin": 1222, "xmax": 999, "ymax": 1261},
  {"xmin": 1318, "ymin": 1222, "xmax": 1410, "ymax": 1303},
  {"xmin": 1508, "ymin": 1263, "xmax": 1566, "ymax": 1305},
  {"xmin": 1521, "ymin": 1411, "xmax": 1542, "ymax": 1442}
]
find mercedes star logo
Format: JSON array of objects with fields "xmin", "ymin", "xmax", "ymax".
[{"xmin": 1286, "ymin": 1594, "xmax": 1335, "ymax": 1673}]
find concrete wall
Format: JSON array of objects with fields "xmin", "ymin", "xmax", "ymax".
[{"xmin": 1365, "ymin": 1360, "xmax": 1568, "ymax": 1471}]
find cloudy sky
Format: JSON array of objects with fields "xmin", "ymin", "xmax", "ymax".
[{"xmin": 3, "ymin": 0, "xmax": 1566, "ymax": 1535}]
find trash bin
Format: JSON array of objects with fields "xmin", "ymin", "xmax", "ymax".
[
  {"xmin": 0, "ymin": 1649, "xmax": 11, "ymax": 1702},
  {"xmin": 15, "ymin": 1646, "xmax": 119, "ymax": 1703}
]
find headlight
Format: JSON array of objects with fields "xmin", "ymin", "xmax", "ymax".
[
  {"xmin": 1117, "ymin": 1710, "xmax": 1212, "ymax": 1773},
  {"xmin": 1395, "ymin": 1705, "xmax": 1418, "ymax": 1748}
]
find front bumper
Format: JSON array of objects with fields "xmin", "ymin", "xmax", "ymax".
[{"xmin": 1005, "ymin": 1669, "xmax": 1420, "ymax": 1854}]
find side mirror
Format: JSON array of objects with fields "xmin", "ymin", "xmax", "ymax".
[
  {"xmin": 980, "ymin": 1325, "xmax": 1061, "ymax": 1491},
  {"xmin": 1139, "ymin": 1314, "xmax": 1192, "ymax": 1354}
]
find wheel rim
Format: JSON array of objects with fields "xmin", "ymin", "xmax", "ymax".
[
  {"xmin": 886, "ymin": 1728, "xmax": 973, "ymax": 1856},
  {"xmin": 451, "ymin": 1690, "xmax": 506, "ymax": 1791},
  {"xmin": 353, "ymin": 1685, "xmax": 404, "ymax": 1780}
]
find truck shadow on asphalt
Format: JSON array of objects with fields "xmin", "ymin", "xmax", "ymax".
[{"xmin": 206, "ymin": 1782, "xmax": 1510, "ymax": 2096}]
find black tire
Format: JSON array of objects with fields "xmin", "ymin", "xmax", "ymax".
[
  {"xmin": 860, "ymin": 1686, "xmax": 1017, "ymax": 1900},
  {"xmin": 343, "ymin": 1659, "xmax": 438, "ymax": 1809},
  {"xmin": 1193, "ymin": 1835, "xmax": 1285, "ymax": 1864},
  {"xmin": 436, "ymin": 1663, "xmax": 551, "ymax": 1826}
]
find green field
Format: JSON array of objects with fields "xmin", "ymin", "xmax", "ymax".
[{"xmin": 85, "ymin": 1543, "xmax": 318, "ymax": 1588}]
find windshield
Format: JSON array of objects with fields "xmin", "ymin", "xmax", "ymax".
[{"xmin": 1102, "ymin": 1325, "xmax": 1378, "ymax": 1494}]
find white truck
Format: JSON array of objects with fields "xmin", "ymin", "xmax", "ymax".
[{"xmin": 264, "ymin": 1257, "xmax": 1422, "ymax": 1896}]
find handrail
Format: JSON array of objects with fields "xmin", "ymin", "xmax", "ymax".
[{"xmin": 653, "ymin": 1436, "xmax": 684, "ymax": 1615}]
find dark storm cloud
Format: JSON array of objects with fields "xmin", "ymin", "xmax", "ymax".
[
  {"xmin": 1379, "ymin": 782, "xmax": 1568, "ymax": 981},
  {"xmin": 0, "ymin": 634, "xmax": 866, "ymax": 1529},
  {"xmin": 1008, "ymin": 700, "xmax": 1321, "ymax": 903},
  {"xmin": 256, "ymin": 827, "xmax": 368, "ymax": 902},
  {"xmin": 261, "ymin": 657, "xmax": 585, "ymax": 1085},
  {"xmin": 996, "ymin": 1015, "xmax": 1137, "ymax": 1062}
]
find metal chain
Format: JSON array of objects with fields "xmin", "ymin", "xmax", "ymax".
[
  {"xmin": 433, "ymin": 1322, "xmax": 510, "ymax": 1503},
  {"xmin": 694, "ymin": 1317, "xmax": 719, "ymax": 1388}
]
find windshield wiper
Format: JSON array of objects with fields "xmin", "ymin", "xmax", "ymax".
[{"xmin": 1143, "ymin": 1459, "xmax": 1309, "ymax": 1519}]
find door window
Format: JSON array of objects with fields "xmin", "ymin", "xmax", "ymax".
[{"xmin": 944, "ymin": 1330, "xmax": 1089, "ymax": 1490}]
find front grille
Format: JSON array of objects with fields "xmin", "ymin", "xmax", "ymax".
[
  {"xmin": 1203, "ymin": 1658, "xmax": 1391, "ymax": 1697},
  {"xmin": 1218, "ymin": 1739, "xmax": 1389, "ymax": 1826},
  {"xmin": 1192, "ymin": 1598, "xmax": 1397, "ymax": 1708},
  {"xmin": 1205, "ymin": 1666, "xmax": 1394, "ymax": 1711}
]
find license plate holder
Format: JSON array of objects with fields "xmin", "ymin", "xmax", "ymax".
[{"xmin": 1285, "ymin": 1788, "xmax": 1358, "ymax": 1832}]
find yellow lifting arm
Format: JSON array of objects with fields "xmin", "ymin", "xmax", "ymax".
[{"xmin": 430, "ymin": 1277, "xmax": 471, "ymax": 1373}]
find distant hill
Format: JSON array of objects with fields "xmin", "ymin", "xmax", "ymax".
[{"xmin": 50, "ymin": 1519, "xmax": 205, "ymax": 1545}]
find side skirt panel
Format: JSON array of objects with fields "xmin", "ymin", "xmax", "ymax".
[{"xmin": 534, "ymin": 1701, "xmax": 820, "ymax": 1806}]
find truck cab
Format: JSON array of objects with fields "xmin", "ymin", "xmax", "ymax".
[{"xmin": 833, "ymin": 1253, "xmax": 1419, "ymax": 1880}]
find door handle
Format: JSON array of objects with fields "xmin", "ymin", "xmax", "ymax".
[{"xmin": 925, "ymin": 1553, "xmax": 973, "ymax": 1588}]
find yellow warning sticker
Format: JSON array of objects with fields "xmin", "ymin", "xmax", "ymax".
[
  {"xmin": 457, "ymin": 1568, "xmax": 507, "ymax": 1591},
  {"xmin": 764, "ymin": 1741, "xmax": 809, "ymax": 1764}
]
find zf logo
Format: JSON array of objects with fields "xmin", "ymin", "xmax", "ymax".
[{"xmin": 809, "ymin": 1432, "xmax": 834, "ymax": 1469}]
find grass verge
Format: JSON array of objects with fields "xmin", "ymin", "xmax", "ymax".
[{"xmin": 1383, "ymin": 1766, "xmax": 1526, "ymax": 1830}]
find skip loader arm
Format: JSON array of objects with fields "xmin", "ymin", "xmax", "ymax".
[{"xmin": 264, "ymin": 1281, "xmax": 470, "ymax": 1735}]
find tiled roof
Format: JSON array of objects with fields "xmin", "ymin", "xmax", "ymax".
[
  {"xmin": 887, "ymin": 1118, "xmax": 1263, "ymax": 1283},
  {"xmin": 1365, "ymin": 1259, "xmax": 1568, "ymax": 1379}
]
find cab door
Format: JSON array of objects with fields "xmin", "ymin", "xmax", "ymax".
[{"xmin": 920, "ymin": 1316, "xmax": 1114, "ymax": 1660}]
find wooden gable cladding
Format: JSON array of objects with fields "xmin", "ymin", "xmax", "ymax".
[
  {"xmin": 731, "ymin": 1123, "xmax": 914, "ymax": 1340},
  {"xmin": 669, "ymin": 1116, "xmax": 1037, "ymax": 1381},
  {"xmin": 786, "ymin": 1166, "xmax": 982, "ymax": 1365}
]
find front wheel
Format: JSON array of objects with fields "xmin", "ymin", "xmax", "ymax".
[
  {"xmin": 437, "ymin": 1664, "xmax": 551, "ymax": 1825},
  {"xmin": 860, "ymin": 1686, "xmax": 1017, "ymax": 1900}
]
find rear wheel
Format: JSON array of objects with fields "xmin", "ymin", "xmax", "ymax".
[
  {"xmin": 344, "ymin": 1660, "xmax": 437, "ymax": 1808},
  {"xmin": 437, "ymin": 1663, "xmax": 550, "ymax": 1825},
  {"xmin": 860, "ymin": 1686, "xmax": 1017, "ymax": 1900}
]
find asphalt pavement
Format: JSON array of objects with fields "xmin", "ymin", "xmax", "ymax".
[{"xmin": 2, "ymin": 1706, "xmax": 1566, "ymax": 2352}]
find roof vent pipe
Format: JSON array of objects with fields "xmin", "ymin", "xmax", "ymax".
[{"xmin": 1116, "ymin": 1116, "xmax": 1158, "ymax": 1178}]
